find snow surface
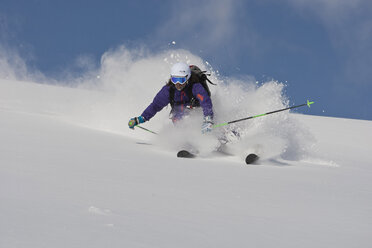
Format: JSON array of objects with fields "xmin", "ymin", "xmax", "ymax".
[{"xmin": 1, "ymin": 49, "xmax": 372, "ymax": 247}]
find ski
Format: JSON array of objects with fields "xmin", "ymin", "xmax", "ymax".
[
  {"xmin": 245, "ymin": 153, "xmax": 259, "ymax": 164},
  {"xmin": 177, "ymin": 150, "xmax": 196, "ymax": 158},
  {"xmin": 177, "ymin": 150, "xmax": 258, "ymax": 164}
]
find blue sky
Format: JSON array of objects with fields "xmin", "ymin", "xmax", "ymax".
[{"xmin": 1, "ymin": 0, "xmax": 372, "ymax": 120}]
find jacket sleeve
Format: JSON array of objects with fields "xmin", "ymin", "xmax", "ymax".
[
  {"xmin": 141, "ymin": 85, "xmax": 170, "ymax": 121},
  {"xmin": 192, "ymin": 83, "xmax": 214, "ymax": 118}
]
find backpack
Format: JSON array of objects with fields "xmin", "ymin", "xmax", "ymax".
[{"xmin": 168, "ymin": 65, "xmax": 216, "ymax": 110}]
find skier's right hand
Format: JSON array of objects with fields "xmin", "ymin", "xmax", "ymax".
[
  {"xmin": 201, "ymin": 115, "xmax": 214, "ymax": 134},
  {"xmin": 128, "ymin": 116, "xmax": 146, "ymax": 129}
]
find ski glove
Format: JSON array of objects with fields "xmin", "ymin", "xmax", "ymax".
[
  {"xmin": 201, "ymin": 116, "xmax": 214, "ymax": 134},
  {"xmin": 128, "ymin": 116, "xmax": 146, "ymax": 129}
]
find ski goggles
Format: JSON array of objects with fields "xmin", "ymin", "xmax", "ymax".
[{"xmin": 171, "ymin": 76, "xmax": 188, "ymax": 85}]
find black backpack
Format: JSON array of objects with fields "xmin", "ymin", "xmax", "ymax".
[{"xmin": 168, "ymin": 65, "xmax": 216, "ymax": 109}]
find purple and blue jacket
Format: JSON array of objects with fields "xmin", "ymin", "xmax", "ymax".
[{"xmin": 141, "ymin": 82, "xmax": 213, "ymax": 122}]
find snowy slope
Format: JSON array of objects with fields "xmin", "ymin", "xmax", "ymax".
[{"xmin": 1, "ymin": 77, "xmax": 371, "ymax": 248}]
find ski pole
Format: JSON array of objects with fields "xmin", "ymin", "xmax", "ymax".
[
  {"xmin": 136, "ymin": 125, "xmax": 158, "ymax": 135},
  {"xmin": 213, "ymin": 100, "xmax": 314, "ymax": 128}
]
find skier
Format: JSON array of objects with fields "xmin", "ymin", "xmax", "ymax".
[{"xmin": 128, "ymin": 62, "xmax": 214, "ymax": 133}]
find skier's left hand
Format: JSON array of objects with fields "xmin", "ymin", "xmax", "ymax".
[{"xmin": 201, "ymin": 116, "xmax": 213, "ymax": 134}]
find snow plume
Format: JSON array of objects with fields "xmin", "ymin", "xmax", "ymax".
[
  {"xmin": 0, "ymin": 44, "xmax": 46, "ymax": 82},
  {"xmin": 212, "ymin": 79, "xmax": 315, "ymax": 161},
  {"xmin": 67, "ymin": 46, "xmax": 209, "ymax": 139},
  {"xmin": 0, "ymin": 13, "xmax": 46, "ymax": 82},
  {"xmin": 0, "ymin": 43, "xmax": 315, "ymax": 162}
]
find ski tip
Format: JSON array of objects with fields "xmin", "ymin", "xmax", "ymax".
[
  {"xmin": 177, "ymin": 150, "xmax": 196, "ymax": 158},
  {"xmin": 245, "ymin": 153, "xmax": 259, "ymax": 164},
  {"xmin": 307, "ymin": 100, "xmax": 315, "ymax": 108}
]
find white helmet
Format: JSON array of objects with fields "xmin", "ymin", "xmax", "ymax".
[{"xmin": 170, "ymin": 62, "xmax": 191, "ymax": 82}]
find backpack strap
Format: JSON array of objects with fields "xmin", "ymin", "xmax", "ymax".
[{"xmin": 168, "ymin": 80, "xmax": 176, "ymax": 108}]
